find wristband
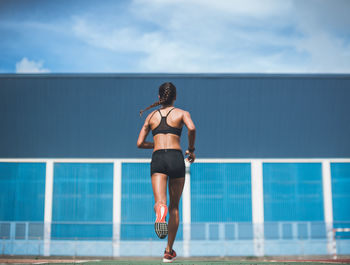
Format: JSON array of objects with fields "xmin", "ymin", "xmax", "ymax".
[{"xmin": 188, "ymin": 147, "xmax": 195, "ymax": 152}]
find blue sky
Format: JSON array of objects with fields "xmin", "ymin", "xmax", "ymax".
[{"xmin": 0, "ymin": 0, "xmax": 350, "ymax": 73}]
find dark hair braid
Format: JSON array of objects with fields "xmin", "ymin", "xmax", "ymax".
[
  {"xmin": 159, "ymin": 85, "xmax": 172, "ymax": 105},
  {"xmin": 139, "ymin": 82, "xmax": 176, "ymax": 117},
  {"xmin": 139, "ymin": 101, "xmax": 161, "ymax": 117}
]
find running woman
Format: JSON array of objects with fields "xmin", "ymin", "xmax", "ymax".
[{"xmin": 137, "ymin": 82, "xmax": 196, "ymax": 263}]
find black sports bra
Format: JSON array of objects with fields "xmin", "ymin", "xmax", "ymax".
[{"xmin": 151, "ymin": 108, "xmax": 182, "ymax": 137}]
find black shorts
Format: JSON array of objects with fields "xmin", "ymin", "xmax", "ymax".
[{"xmin": 151, "ymin": 149, "xmax": 185, "ymax": 179}]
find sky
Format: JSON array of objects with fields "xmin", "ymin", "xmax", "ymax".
[{"xmin": 0, "ymin": 0, "xmax": 350, "ymax": 73}]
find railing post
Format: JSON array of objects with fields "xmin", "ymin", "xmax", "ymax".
[
  {"xmin": 251, "ymin": 160, "xmax": 264, "ymax": 257},
  {"xmin": 25, "ymin": 222, "xmax": 29, "ymax": 240},
  {"xmin": 113, "ymin": 160, "xmax": 122, "ymax": 257},
  {"xmin": 322, "ymin": 160, "xmax": 335, "ymax": 256},
  {"xmin": 44, "ymin": 161, "xmax": 54, "ymax": 256},
  {"xmin": 10, "ymin": 222, "xmax": 15, "ymax": 255},
  {"xmin": 279, "ymin": 222, "xmax": 283, "ymax": 239},
  {"xmin": 182, "ymin": 161, "xmax": 191, "ymax": 257}
]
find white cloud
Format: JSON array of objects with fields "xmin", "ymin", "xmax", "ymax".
[
  {"xmin": 291, "ymin": 0, "xmax": 350, "ymax": 73},
  {"xmin": 15, "ymin": 57, "xmax": 50, "ymax": 73},
  {"xmin": 9, "ymin": 0, "xmax": 347, "ymax": 73},
  {"xmin": 133, "ymin": 0, "xmax": 293, "ymax": 20},
  {"xmin": 294, "ymin": 31, "xmax": 350, "ymax": 73},
  {"xmin": 72, "ymin": 17, "xmax": 157, "ymax": 53},
  {"xmin": 130, "ymin": 0, "xmax": 350, "ymax": 73},
  {"xmin": 70, "ymin": 0, "xmax": 301, "ymax": 72}
]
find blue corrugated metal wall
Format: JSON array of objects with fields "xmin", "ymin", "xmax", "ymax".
[
  {"xmin": 190, "ymin": 163, "xmax": 252, "ymax": 241},
  {"xmin": 331, "ymin": 163, "xmax": 350, "ymax": 223},
  {"xmin": 0, "ymin": 161, "xmax": 349, "ymax": 256},
  {"xmin": 0, "ymin": 163, "xmax": 46, "ymax": 221},
  {"xmin": 263, "ymin": 163, "xmax": 326, "ymax": 240},
  {"xmin": 191, "ymin": 163, "xmax": 252, "ymax": 222},
  {"xmin": 52, "ymin": 163, "xmax": 113, "ymax": 239},
  {"xmin": 1, "ymin": 74, "xmax": 350, "ymax": 158},
  {"xmin": 263, "ymin": 163, "xmax": 324, "ymax": 222}
]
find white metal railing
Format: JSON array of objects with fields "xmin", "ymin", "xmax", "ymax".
[
  {"xmin": 1, "ymin": 157, "xmax": 350, "ymax": 257},
  {"xmin": 1, "ymin": 158, "xmax": 350, "ymax": 163},
  {"xmin": 2, "ymin": 221, "xmax": 341, "ymax": 240},
  {"xmin": 1, "ymin": 221, "xmax": 349, "ymax": 257}
]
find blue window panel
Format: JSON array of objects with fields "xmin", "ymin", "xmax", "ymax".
[
  {"xmin": 264, "ymin": 223, "xmax": 279, "ymax": 239},
  {"xmin": 311, "ymin": 223, "xmax": 326, "ymax": 239},
  {"xmin": 51, "ymin": 224, "xmax": 112, "ymax": 240},
  {"xmin": 52, "ymin": 163, "xmax": 113, "ymax": 239},
  {"xmin": 0, "ymin": 223, "xmax": 10, "ymax": 239},
  {"xmin": 120, "ymin": 224, "xmax": 154, "ymax": 240},
  {"xmin": 121, "ymin": 163, "xmax": 183, "ymax": 240},
  {"xmin": 297, "ymin": 223, "xmax": 308, "ymax": 239},
  {"xmin": 225, "ymin": 224, "xmax": 236, "ymax": 240},
  {"xmin": 191, "ymin": 223, "xmax": 206, "ymax": 240},
  {"xmin": 331, "ymin": 163, "xmax": 350, "ymax": 223},
  {"xmin": 191, "ymin": 163, "xmax": 252, "ymax": 222},
  {"xmin": 282, "ymin": 223, "xmax": 293, "ymax": 239},
  {"xmin": 0, "ymin": 163, "xmax": 46, "ymax": 221},
  {"xmin": 237, "ymin": 223, "xmax": 253, "ymax": 239},
  {"xmin": 209, "ymin": 224, "xmax": 219, "ymax": 240},
  {"xmin": 263, "ymin": 163, "xmax": 324, "ymax": 221}
]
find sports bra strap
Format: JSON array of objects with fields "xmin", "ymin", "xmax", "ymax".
[
  {"xmin": 165, "ymin": 107, "xmax": 176, "ymax": 117},
  {"xmin": 157, "ymin": 107, "xmax": 176, "ymax": 118},
  {"xmin": 147, "ymin": 110, "xmax": 158, "ymax": 129}
]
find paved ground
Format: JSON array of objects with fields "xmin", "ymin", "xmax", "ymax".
[{"xmin": 1, "ymin": 257, "xmax": 350, "ymax": 265}]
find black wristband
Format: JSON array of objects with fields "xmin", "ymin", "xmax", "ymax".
[{"xmin": 188, "ymin": 147, "xmax": 195, "ymax": 152}]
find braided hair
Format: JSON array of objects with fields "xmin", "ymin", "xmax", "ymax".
[{"xmin": 139, "ymin": 82, "xmax": 176, "ymax": 116}]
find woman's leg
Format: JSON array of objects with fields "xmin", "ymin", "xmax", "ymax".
[
  {"xmin": 151, "ymin": 172, "xmax": 168, "ymax": 214},
  {"xmin": 166, "ymin": 177, "xmax": 185, "ymax": 252}
]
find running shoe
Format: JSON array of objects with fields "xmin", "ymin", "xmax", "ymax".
[
  {"xmin": 163, "ymin": 249, "xmax": 176, "ymax": 263},
  {"xmin": 154, "ymin": 203, "xmax": 168, "ymax": 239}
]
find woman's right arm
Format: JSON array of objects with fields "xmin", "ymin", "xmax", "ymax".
[
  {"xmin": 183, "ymin": 111, "xmax": 196, "ymax": 163},
  {"xmin": 137, "ymin": 112, "xmax": 155, "ymax": 149}
]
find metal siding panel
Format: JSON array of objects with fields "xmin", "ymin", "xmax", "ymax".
[
  {"xmin": 0, "ymin": 162, "xmax": 46, "ymax": 221},
  {"xmin": 51, "ymin": 163, "xmax": 113, "ymax": 239},
  {"xmin": 0, "ymin": 74, "xmax": 350, "ymax": 158},
  {"xmin": 121, "ymin": 163, "xmax": 153, "ymax": 223},
  {"xmin": 263, "ymin": 163, "xmax": 324, "ymax": 221},
  {"xmin": 191, "ymin": 163, "xmax": 252, "ymax": 222},
  {"xmin": 331, "ymin": 163, "xmax": 350, "ymax": 222}
]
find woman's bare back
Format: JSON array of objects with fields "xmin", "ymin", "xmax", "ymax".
[{"xmin": 149, "ymin": 107, "xmax": 184, "ymax": 151}]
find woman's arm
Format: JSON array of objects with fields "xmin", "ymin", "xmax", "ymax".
[
  {"xmin": 137, "ymin": 112, "xmax": 155, "ymax": 149},
  {"xmin": 183, "ymin": 111, "xmax": 196, "ymax": 162}
]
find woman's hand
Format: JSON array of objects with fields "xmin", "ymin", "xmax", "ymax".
[
  {"xmin": 137, "ymin": 141, "xmax": 154, "ymax": 149},
  {"xmin": 185, "ymin": 150, "xmax": 196, "ymax": 163}
]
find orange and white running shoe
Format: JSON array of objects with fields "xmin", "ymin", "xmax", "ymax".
[
  {"xmin": 163, "ymin": 249, "xmax": 176, "ymax": 263},
  {"xmin": 155, "ymin": 203, "xmax": 168, "ymax": 239}
]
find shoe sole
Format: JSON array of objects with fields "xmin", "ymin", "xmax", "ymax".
[
  {"xmin": 163, "ymin": 257, "xmax": 176, "ymax": 263},
  {"xmin": 155, "ymin": 222, "xmax": 168, "ymax": 239}
]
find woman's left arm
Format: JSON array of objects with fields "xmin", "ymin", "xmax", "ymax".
[{"xmin": 137, "ymin": 113, "xmax": 154, "ymax": 149}]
